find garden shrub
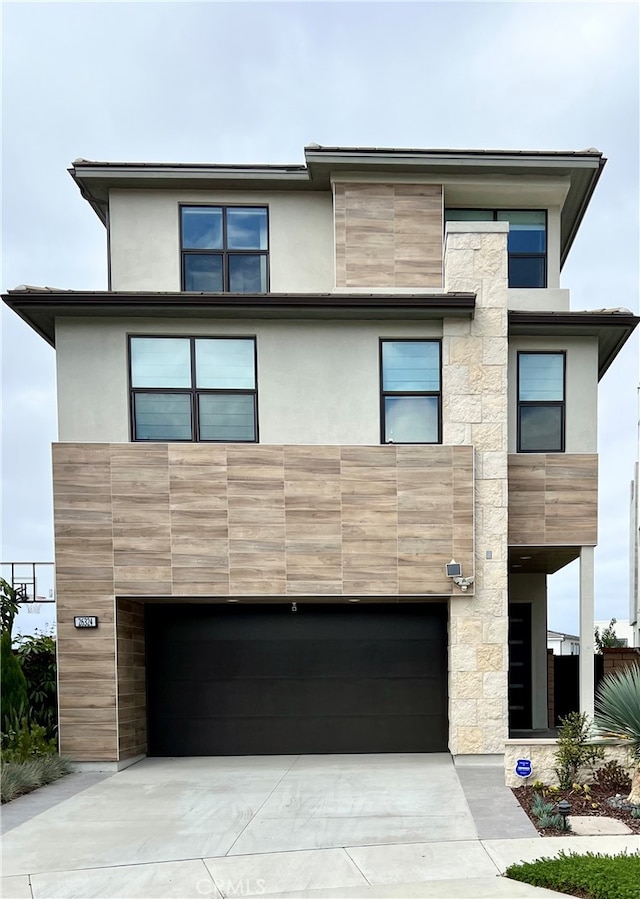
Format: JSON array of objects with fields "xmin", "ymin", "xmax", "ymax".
[
  {"xmin": 554, "ymin": 711, "xmax": 604, "ymax": 789},
  {"xmin": 0, "ymin": 630, "xmax": 28, "ymax": 729},
  {"xmin": 1, "ymin": 711, "xmax": 56, "ymax": 762},
  {"xmin": 506, "ymin": 850, "xmax": 640, "ymax": 899},
  {"xmin": 594, "ymin": 759, "xmax": 632, "ymax": 794},
  {"xmin": 531, "ymin": 792, "xmax": 564, "ymax": 830},
  {"xmin": 15, "ymin": 632, "xmax": 58, "ymax": 739},
  {"xmin": 0, "ymin": 755, "xmax": 71, "ymax": 803}
]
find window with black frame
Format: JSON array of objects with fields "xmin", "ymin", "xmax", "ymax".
[
  {"xmin": 380, "ymin": 340, "xmax": 441, "ymax": 444},
  {"xmin": 444, "ymin": 209, "xmax": 546, "ymax": 288},
  {"xmin": 517, "ymin": 352, "xmax": 565, "ymax": 452},
  {"xmin": 130, "ymin": 336, "xmax": 257, "ymax": 442},
  {"xmin": 181, "ymin": 206, "xmax": 268, "ymax": 293}
]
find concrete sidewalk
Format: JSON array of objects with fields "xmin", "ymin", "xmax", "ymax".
[{"xmin": 1, "ymin": 755, "xmax": 638, "ymax": 898}]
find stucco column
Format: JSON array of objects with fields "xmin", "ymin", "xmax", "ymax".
[{"xmin": 579, "ymin": 545, "xmax": 595, "ymax": 718}]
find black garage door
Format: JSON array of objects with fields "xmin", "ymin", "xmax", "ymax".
[{"xmin": 145, "ymin": 603, "xmax": 448, "ymax": 755}]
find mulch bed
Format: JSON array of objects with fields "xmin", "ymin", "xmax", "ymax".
[{"xmin": 512, "ymin": 783, "xmax": 640, "ymax": 836}]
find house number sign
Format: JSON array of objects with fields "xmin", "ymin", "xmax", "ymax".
[{"xmin": 74, "ymin": 616, "xmax": 98, "ymax": 628}]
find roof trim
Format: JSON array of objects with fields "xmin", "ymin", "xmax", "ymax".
[
  {"xmin": 68, "ymin": 146, "xmax": 606, "ymax": 267},
  {"xmin": 509, "ymin": 309, "xmax": 639, "ymax": 379},
  {"xmin": 2, "ymin": 290, "xmax": 477, "ymax": 348}
]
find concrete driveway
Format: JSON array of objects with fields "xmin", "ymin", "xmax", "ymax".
[{"xmin": 4, "ymin": 753, "xmax": 634, "ymax": 898}]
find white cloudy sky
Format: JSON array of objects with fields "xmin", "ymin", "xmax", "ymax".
[{"xmin": 1, "ymin": 0, "xmax": 638, "ymax": 637}]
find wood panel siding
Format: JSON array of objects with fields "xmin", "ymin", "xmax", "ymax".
[
  {"xmin": 508, "ymin": 454, "xmax": 598, "ymax": 546},
  {"xmin": 334, "ymin": 182, "xmax": 443, "ymax": 288},
  {"xmin": 53, "ymin": 441, "xmax": 473, "ymax": 760},
  {"xmin": 54, "ymin": 444, "xmax": 118, "ymax": 761},
  {"xmin": 116, "ymin": 599, "xmax": 146, "ymax": 759}
]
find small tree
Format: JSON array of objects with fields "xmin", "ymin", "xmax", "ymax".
[
  {"xmin": 0, "ymin": 578, "xmax": 21, "ymax": 639},
  {"xmin": 1, "ymin": 629, "xmax": 28, "ymax": 730},
  {"xmin": 554, "ymin": 711, "xmax": 604, "ymax": 789},
  {"xmin": 594, "ymin": 618, "xmax": 625, "ymax": 654}
]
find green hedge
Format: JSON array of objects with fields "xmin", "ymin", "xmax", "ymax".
[{"xmin": 506, "ymin": 850, "xmax": 640, "ymax": 899}]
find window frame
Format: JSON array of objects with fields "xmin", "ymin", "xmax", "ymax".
[
  {"xmin": 379, "ymin": 338, "xmax": 442, "ymax": 445},
  {"xmin": 516, "ymin": 350, "xmax": 566, "ymax": 453},
  {"xmin": 444, "ymin": 208, "xmax": 547, "ymax": 288},
  {"xmin": 179, "ymin": 204, "xmax": 270, "ymax": 293},
  {"xmin": 128, "ymin": 334, "xmax": 259, "ymax": 443}
]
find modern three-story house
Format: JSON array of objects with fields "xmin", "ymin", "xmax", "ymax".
[{"xmin": 4, "ymin": 145, "xmax": 637, "ymax": 771}]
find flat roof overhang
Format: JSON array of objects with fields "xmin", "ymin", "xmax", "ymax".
[
  {"xmin": 508, "ymin": 545, "xmax": 583, "ymax": 575},
  {"xmin": 1, "ymin": 290, "xmax": 476, "ymax": 348},
  {"xmin": 508, "ymin": 309, "xmax": 639, "ymax": 380},
  {"xmin": 69, "ymin": 146, "xmax": 606, "ymax": 267}
]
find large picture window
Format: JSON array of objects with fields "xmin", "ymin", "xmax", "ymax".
[
  {"xmin": 517, "ymin": 352, "xmax": 565, "ymax": 452},
  {"xmin": 181, "ymin": 206, "xmax": 268, "ymax": 293},
  {"xmin": 380, "ymin": 340, "xmax": 441, "ymax": 444},
  {"xmin": 130, "ymin": 336, "xmax": 257, "ymax": 442},
  {"xmin": 444, "ymin": 209, "xmax": 547, "ymax": 288}
]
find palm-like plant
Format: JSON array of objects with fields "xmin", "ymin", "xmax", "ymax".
[{"xmin": 594, "ymin": 664, "xmax": 640, "ymax": 804}]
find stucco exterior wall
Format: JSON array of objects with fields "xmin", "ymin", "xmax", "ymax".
[
  {"xmin": 508, "ymin": 336, "xmax": 599, "ymax": 453},
  {"xmin": 55, "ymin": 317, "xmax": 441, "ymax": 444},
  {"xmin": 443, "ymin": 221, "xmax": 510, "ymax": 756},
  {"xmin": 108, "ymin": 189, "xmax": 334, "ymax": 292}
]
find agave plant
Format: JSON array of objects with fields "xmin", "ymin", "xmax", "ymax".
[{"xmin": 594, "ymin": 664, "xmax": 640, "ymax": 804}]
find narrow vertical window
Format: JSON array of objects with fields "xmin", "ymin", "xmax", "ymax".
[
  {"xmin": 517, "ymin": 352, "xmax": 565, "ymax": 452},
  {"xmin": 380, "ymin": 340, "xmax": 441, "ymax": 444}
]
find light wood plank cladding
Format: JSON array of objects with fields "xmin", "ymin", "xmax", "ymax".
[
  {"xmin": 53, "ymin": 444, "xmax": 117, "ymax": 760},
  {"xmin": 116, "ymin": 599, "xmax": 146, "ymax": 759},
  {"xmin": 508, "ymin": 454, "xmax": 598, "ymax": 546},
  {"xmin": 53, "ymin": 442, "xmax": 473, "ymax": 600},
  {"xmin": 53, "ymin": 441, "xmax": 474, "ymax": 759},
  {"xmin": 334, "ymin": 182, "xmax": 443, "ymax": 288}
]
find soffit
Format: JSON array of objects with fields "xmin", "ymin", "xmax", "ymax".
[
  {"xmin": 508, "ymin": 310, "xmax": 639, "ymax": 379},
  {"xmin": 508, "ymin": 546, "xmax": 581, "ymax": 575},
  {"xmin": 1, "ymin": 290, "xmax": 476, "ymax": 348}
]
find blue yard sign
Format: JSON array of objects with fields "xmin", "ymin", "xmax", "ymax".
[{"xmin": 515, "ymin": 758, "xmax": 532, "ymax": 778}]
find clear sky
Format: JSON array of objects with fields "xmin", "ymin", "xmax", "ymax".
[{"xmin": 1, "ymin": 0, "xmax": 638, "ymax": 637}]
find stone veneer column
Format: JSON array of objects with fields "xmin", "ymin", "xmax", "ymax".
[{"xmin": 443, "ymin": 221, "xmax": 510, "ymax": 755}]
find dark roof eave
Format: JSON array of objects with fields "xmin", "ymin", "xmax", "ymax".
[
  {"xmin": 509, "ymin": 310, "xmax": 639, "ymax": 379},
  {"xmin": 2, "ymin": 291, "xmax": 476, "ymax": 348}
]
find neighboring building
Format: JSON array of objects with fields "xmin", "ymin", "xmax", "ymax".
[
  {"xmin": 547, "ymin": 630, "xmax": 580, "ymax": 655},
  {"xmin": 631, "ymin": 398, "xmax": 639, "ymax": 646},
  {"xmin": 4, "ymin": 145, "xmax": 638, "ymax": 767}
]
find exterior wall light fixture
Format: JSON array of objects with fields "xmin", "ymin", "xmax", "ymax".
[{"xmin": 446, "ymin": 560, "xmax": 474, "ymax": 592}]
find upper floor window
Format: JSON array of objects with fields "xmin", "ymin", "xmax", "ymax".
[
  {"xmin": 181, "ymin": 206, "xmax": 268, "ymax": 293},
  {"xmin": 444, "ymin": 209, "xmax": 546, "ymax": 288},
  {"xmin": 517, "ymin": 352, "xmax": 565, "ymax": 452},
  {"xmin": 130, "ymin": 336, "xmax": 257, "ymax": 442},
  {"xmin": 380, "ymin": 340, "xmax": 441, "ymax": 444}
]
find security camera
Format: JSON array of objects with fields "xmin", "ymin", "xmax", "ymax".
[{"xmin": 453, "ymin": 576, "xmax": 475, "ymax": 592}]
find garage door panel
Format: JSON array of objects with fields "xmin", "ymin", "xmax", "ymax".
[
  {"xmin": 153, "ymin": 675, "xmax": 447, "ymax": 719},
  {"xmin": 146, "ymin": 603, "xmax": 448, "ymax": 755},
  {"xmin": 150, "ymin": 714, "xmax": 446, "ymax": 755},
  {"xmin": 159, "ymin": 638, "xmax": 445, "ymax": 680}
]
